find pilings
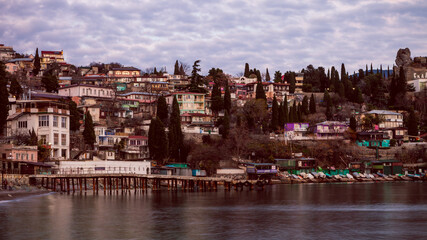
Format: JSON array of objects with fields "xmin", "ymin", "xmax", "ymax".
[{"xmin": 31, "ymin": 174, "xmax": 264, "ymax": 194}]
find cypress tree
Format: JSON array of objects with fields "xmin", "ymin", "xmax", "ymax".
[
  {"xmin": 326, "ymin": 100, "xmax": 333, "ymax": 120},
  {"xmin": 297, "ymin": 103, "xmax": 302, "ymax": 122},
  {"xmin": 323, "ymin": 90, "xmax": 330, "ymax": 105},
  {"xmin": 265, "ymin": 68, "xmax": 271, "ymax": 82},
  {"xmin": 41, "ymin": 73, "xmax": 59, "ymax": 93},
  {"xmin": 309, "ymin": 93, "xmax": 316, "ymax": 114},
  {"xmin": 255, "ymin": 82, "xmax": 266, "ymax": 101},
  {"xmin": 33, "ymin": 48, "xmax": 41, "ymax": 76},
  {"xmin": 350, "ymin": 116, "xmax": 357, "ymax": 131},
  {"xmin": 83, "ymin": 111, "xmax": 96, "ymax": 149},
  {"xmin": 211, "ymin": 82, "xmax": 223, "ymax": 116},
  {"xmin": 244, "ymin": 63, "xmax": 250, "ymax": 77},
  {"xmin": 9, "ymin": 77, "xmax": 23, "ymax": 99},
  {"xmin": 407, "ymin": 108, "xmax": 418, "ymax": 136},
  {"xmin": 223, "ymin": 81, "xmax": 231, "ymax": 113},
  {"xmin": 274, "ymin": 71, "xmax": 282, "ymax": 83},
  {"xmin": 355, "ymin": 86, "xmax": 364, "ymax": 104},
  {"xmin": 341, "ymin": 63, "xmax": 347, "ymax": 82},
  {"xmin": 301, "ymin": 95, "xmax": 309, "ymax": 115},
  {"xmin": 255, "ymin": 69, "xmax": 262, "ymax": 82},
  {"xmin": 370, "ymin": 63, "xmax": 373, "ymax": 75},
  {"xmin": 179, "ymin": 64, "xmax": 185, "ymax": 75},
  {"xmin": 291, "ymin": 101, "xmax": 298, "ymax": 123},
  {"xmin": 69, "ymin": 101, "xmax": 81, "ymax": 132},
  {"xmin": 0, "ymin": 62, "xmax": 9, "ymax": 135},
  {"xmin": 148, "ymin": 117, "xmax": 168, "ymax": 161},
  {"xmin": 156, "ymin": 95, "xmax": 168, "ymax": 126},
  {"xmin": 222, "ymin": 111, "xmax": 230, "ymax": 139},
  {"xmin": 29, "ymin": 129, "xmax": 38, "ymax": 145},
  {"xmin": 278, "ymin": 102, "xmax": 285, "ymax": 129},
  {"xmin": 338, "ymin": 82, "xmax": 345, "ymax": 98},
  {"xmin": 358, "ymin": 69, "xmax": 365, "ymax": 80},
  {"xmin": 397, "ymin": 66, "xmax": 407, "ymax": 95},
  {"xmin": 271, "ymin": 95, "xmax": 279, "ymax": 131},
  {"xmin": 283, "ymin": 95, "xmax": 289, "ymax": 124},
  {"xmin": 174, "ymin": 60, "xmax": 179, "ymax": 75},
  {"xmin": 289, "ymin": 73, "xmax": 296, "ymax": 94},
  {"xmin": 168, "ymin": 97, "xmax": 183, "ymax": 160},
  {"xmin": 366, "ymin": 64, "xmax": 369, "ymax": 76}
]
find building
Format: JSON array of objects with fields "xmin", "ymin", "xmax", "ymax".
[
  {"xmin": 58, "ymin": 85, "xmax": 115, "ymax": 98},
  {"xmin": 294, "ymin": 73, "xmax": 304, "ymax": 93},
  {"xmin": 41, "ymin": 50, "xmax": 65, "ymax": 70},
  {"xmin": 55, "ymin": 160, "xmax": 151, "ymax": 175},
  {"xmin": 284, "ymin": 123, "xmax": 310, "ymax": 140},
  {"xmin": 6, "ymin": 100, "xmax": 70, "ymax": 160},
  {"xmin": 173, "ymin": 92, "xmax": 206, "ymax": 114},
  {"xmin": 357, "ymin": 110, "xmax": 404, "ymax": 129},
  {"xmin": 245, "ymin": 82, "xmax": 289, "ymax": 100},
  {"xmin": 407, "ymin": 79, "xmax": 427, "ymax": 92},
  {"xmin": 0, "ymin": 44, "xmax": 15, "ymax": 61},
  {"xmin": 121, "ymin": 136, "xmax": 149, "ymax": 160},
  {"xmin": 312, "ymin": 121, "xmax": 348, "ymax": 140}
]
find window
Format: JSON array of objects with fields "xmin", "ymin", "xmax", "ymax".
[
  {"xmin": 53, "ymin": 116, "xmax": 58, "ymax": 127},
  {"xmin": 61, "ymin": 149, "xmax": 67, "ymax": 158},
  {"xmin": 18, "ymin": 121, "xmax": 27, "ymax": 128},
  {"xmin": 39, "ymin": 116, "xmax": 49, "ymax": 127},
  {"xmin": 61, "ymin": 117, "xmax": 67, "ymax": 128},
  {"xmin": 40, "ymin": 135, "xmax": 48, "ymax": 144},
  {"xmin": 61, "ymin": 134, "xmax": 66, "ymax": 146},
  {"xmin": 54, "ymin": 133, "xmax": 59, "ymax": 145}
]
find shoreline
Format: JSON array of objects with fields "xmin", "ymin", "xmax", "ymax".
[{"xmin": 0, "ymin": 189, "xmax": 52, "ymax": 201}]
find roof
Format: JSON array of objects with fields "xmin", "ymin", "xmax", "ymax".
[
  {"xmin": 117, "ymin": 92, "xmax": 158, "ymax": 96},
  {"xmin": 128, "ymin": 136, "xmax": 148, "ymax": 140},
  {"xmin": 41, "ymin": 50, "xmax": 62, "ymax": 55},
  {"xmin": 173, "ymin": 92, "xmax": 206, "ymax": 95},
  {"xmin": 59, "ymin": 84, "xmax": 113, "ymax": 90},
  {"xmin": 111, "ymin": 67, "xmax": 140, "ymax": 71},
  {"xmin": 8, "ymin": 58, "xmax": 33, "ymax": 62},
  {"xmin": 316, "ymin": 121, "xmax": 348, "ymax": 126},
  {"xmin": 366, "ymin": 110, "xmax": 401, "ymax": 115}
]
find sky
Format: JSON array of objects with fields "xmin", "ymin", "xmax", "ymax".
[{"xmin": 1, "ymin": 0, "xmax": 427, "ymax": 76}]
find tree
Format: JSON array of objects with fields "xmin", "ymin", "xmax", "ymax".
[
  {"xmin": 168, "ymin": 97, "xmax": 183, "ymax": 160},
  {"xmin": 223, "ymin": 81, "xmax": 231, "ymax": 113},
  {"xmin": 29, "ymin": 129, "xmax": 38, "ymax": 145},
  {"xmin": 156, "ymin": 95, "xmax": 168, "ymax": 126},
  {"xmin": 174, "ymin": 60, "xmax": 180, "ymax": 75},
  {"xmin": 83, "ymin": 111, "xmax": 96, "ymax": 149},
  {"xmin": 211, "ymin": 82, "xmax": 223, "ymax": 116},
  {"xmin": 33, "ymin": 48, "xmax": 41, "ymax": 76},
  {"xmin": 189, "ymin": 60, "xmax": 204, "ymax": 92},
  {"xmin": 255, "ymin": 82, "xmax": 267, "ymax": 101},
  {"xmin": 270, "ymin": 95, "xmax": 279, "ymax": 131},
  {"xmin": 244, "ymin": 63, "xmax": 250, "ymax": 77},
  {"xmin": 265, "ymin": 68, "xmax": 271, "ymax": 82},
  {"xmin": 323, "ymin": 90, "xmax": 330, "ymax": 106},
  {"xmin": 222, "ymin": 111, "xmax": 230, "ymax": 139},
  {"xmin": 407, "ymin": 109, "xmax": 418, "ymax": 136},
  {"xmin": 309, "ymin": 93, "xmax": 316, "ymax": 114},
  {"xmin": 9, "ymin": 77, "xmax": 23, "ymax": 99},
  {"xmin": 41, "ymin": 73, "xmax": 59, "ymax": 93},
  {"xmin": 273, "ymin": 71, "xmax": 282, "ymax": 83},
  {"xmin": 0, "ymin": 62, "xmax": 9, "ymax": 135},
  {"xmin": 283, "ymin": 95, "xmax": 289, "ymax": 124},
  {"xmin": 278, "ymin": 102, "xmax": 285, "ymax": 129},
  {"xmin": 354, "ymin": 86, "xmax": 364, "ymax": 104},
  {"xmin": 69, "ymin": 101, "xmax": 82, "ymax": 132},
  {"xmin": 179, "ymin": 64, "xmax": 185, "ymax": 75},
  {"xmin": 289, "ymin": 73, "xmax": 296, "ymax": 94},
  {"xmin": 301, "ymin": 96, "xmax": 309, "ymax": 115},
  {"xmin": 350, "ymin": 116, "xmax": 357, "ymax": 131},
  {"xmin": 148, "ymin": 117, "xmax": 168, "ymax": 161}
]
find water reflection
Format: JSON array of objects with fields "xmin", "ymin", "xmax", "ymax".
[{"xmin": 1, "ymin": 182, "xmax": 426, "ymax": 239}]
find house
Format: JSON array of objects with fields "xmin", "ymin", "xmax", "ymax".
[
  {"xmin": 58, "ymin": 84, "xmax": 115, "ymax": 99},
  {"xmin": 0, "ymin": 44, "xmax": 15, "ymax": 61},
  {"xmin": 0, "ymin": 144, "xmax": 38, "ymax": 174},
  {"xmin": 245, "ymin": 82, "xmax": 289, "ymax": 100},
  {"xmin": 407, "ymin": 79, "xmax": 427, "ymax": 92},
  {"xmin": 121, "ymin": 135, "xmax": 149, "ymax": 160},
  {"xmin": 41, "ymin": 50, "xmax": 65, "ymax": 70},
  {"xmin": 356, "ymin": 132, "xmax": 390, "ymax": 148},
  {"xmin": 55, "ymin": 160, "xmax": 151, "ymax": 175},
  {"xmin": 7, "ymin": 58, "xmax": 34, "ymax": 75},
  {"xmin": 5, "ymin": 62, "xmax": 18, "ymax": 74},
  {"xmin": 275, "ymin": 158, "xmax": 317, "ymax": 174},
  {"xmin": 6, "ymin": 100, "xmax": 70, "ymax": 160},
  {"xmin": 232, "ymin": 76, "xmax": 257, "ymax": 85},
  {"xmin": 294, "ymin": 73, "xmax": 304, "ymax": 93},
  {"xmin": 107, "ymin": 67, "xmax": 142, "ymax": 85},
  {"xmin": 173, "ymin": 92, "xmax": 206, "ymax": 114},
  {"xmin": 312, "ymin": 121, "xmax": 348, "ymax": 140},
  {"xmin": 357, "ymin": 110, "xmax": 403, "ymax": 129},
  {"xmin": 284, "ymin": 123, "xmax": 310, "ymax": 140}
]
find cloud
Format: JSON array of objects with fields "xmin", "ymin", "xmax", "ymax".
[{"xmin": 1, "ymin": 0, "xmax": 427, "ymax": 75}]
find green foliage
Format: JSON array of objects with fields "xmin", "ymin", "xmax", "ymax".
[
  {"xmin": 242, "ymin": 99, "xmax": 268, "ymax": 131},
  {"xmin": 41, "ymin": 73, "xmax": 59, "ymax": 93},
  {"xmin": 354, "ymin": 86, "xmax": 364, "ymax": 104},
  {"xmin": 270, "ymin": 95, "xmax": 279, "ymax": 131},
  {"xmin": 174, "ymin": 60, "xmax": 179, "ymax": 75},
  {"xmin": 265, "ymin": 68, "xmax": 271, "ymax": 82},
  {"xmin": 283, "ymin": 95, "xmax": 289, "ymax": 124},
  {"xmin": 309, "ymin": 93, "xmax": 316, "ymax": 114},
  {"xmin": 244, "ymin": 63, "xmax": 250, "ymax": 78},
  {"xmin": 0, "ymin": 62, "xmax": 9, "ymax": 135},
  {"xmin": 211, "ymin": 82, "xmax": 223, "ymax": 115},
  {"xmin": 350, "ymin": 116, "xmax": 357, "ymax": 131},
  {"xmin": 222, "ymin": 111, "xmax": 230, "ymax": 139},
  {"xmin": 156, "ymin": 96, "xmax": 168, "ymax": 126},
  {"xmin": 189, "ymin": 60, "xmax": 205, "ymax": 93},
  {"xmin": 148, "ymin": 117, "xmax": 168, "ymax": 161},
  {"xmin": 69, "ymin": 101, "xmax": 82, "ymax": 132},
  {"xmin": 273, "ymin": 71, "xmax": 282, "ymax": 83},
  {"xmin": 278, "ymin": 102, "xmax": 285, "ymax": 129},
  {"xmin": 9, "ymin": 77, "xmax": 23, "ymax": 99},
  {"xmin": 255, "ymin": 82, "xmax": 267, "ymax": 101},
  {"xmin": 29, "ymin": 129, "xmax": 38, "ymax": 145},
  {"xmin": 83, "ymin": 111, "xmax": 96, "ymax": 149},
  {"xmin": 302, "ymin": 65, "xmax": 328, "ymax": 92},
  {"xmin": 223, "ymin": 82, "xmax": 231, "ymax": 113},
  {"xmin": 407, "ymin": 109, "xmax": 418, "ymax": 136},
  {"xmin": 168, "ymin": 97, "xmax": 183, "ymax": 160},
  {"xmin": 301, "ymin": 96, "xmax": 309, "ymax": 115},
  {"xmin": 33, "ymin": 48, "xmax": 40, "ymax": 76}
]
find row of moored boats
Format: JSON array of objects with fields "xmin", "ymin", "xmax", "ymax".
[{"xmin": 279, "ymin": 172, "xmax": 427, "ymax": 183}]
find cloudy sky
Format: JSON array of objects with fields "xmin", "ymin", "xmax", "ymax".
[{"xmin": 1, "ymin": 0, "xmax": 426, "ymax": 76}]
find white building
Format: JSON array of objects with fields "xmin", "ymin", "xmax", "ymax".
[
  {"xmin": 6, "ymin": 100, "xmax": 70, "ymax": 160},
  {"xmin": 58, "ymin": 84, "xmax": 115, "ymax": 98},
  {"xmin": 56, "ymin": 160, "xmax": 151, "ymax": 174}
]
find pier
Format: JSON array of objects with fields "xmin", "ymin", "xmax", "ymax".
[{"xmin": 29, "ymin": 174, "xmax": 265, "ymax": 193}]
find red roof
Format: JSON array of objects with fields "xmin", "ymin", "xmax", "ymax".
[{"xmin": 129, "ymin": 135, "xmax": 148, "ymax": 140}]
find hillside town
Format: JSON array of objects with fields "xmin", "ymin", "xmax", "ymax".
[{"xmin": 0, "ymin": 43, "xmax": 426, "ymax": 181}]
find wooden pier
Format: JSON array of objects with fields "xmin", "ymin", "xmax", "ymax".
[{"xmin": 29, "ymin": 174, "xmax": 265, "ymax": 193}]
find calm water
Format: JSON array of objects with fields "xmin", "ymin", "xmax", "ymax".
[{"xmin": 1, "ymin": 182, "xmax": 427, "ymax": 240}]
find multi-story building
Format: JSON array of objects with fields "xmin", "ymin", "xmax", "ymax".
[
  {"xmin": 58, "ymin": 84, "xmax": 115, "ymax": 98},
  {"xmin": 246, "ymin": 82, "xmax": 289, "ymax": 100},
  {"xmin": 357, "ymin": 110, "xmax": 404, "ymax": 129},
  {"xmin": 311, "ymin": 121, "xmax": 348, "ymax": 140},
  {"xmin": 294, "ymin": 73, "xmax": 304, "ymax": 93},
  {"xmin": 41, "ymin": 50, "xmax": 65, "ymax": 70},
  {"xmin": 173, "ymin": 92, "xmax": 206, "ymax": 114},
  {"xmin": 6, "ymin": 100, "xmax": 70, "ymax": 160},
  {"xmin": 0, "ymin": 44, "xmax": 15, "ymax": 61}
]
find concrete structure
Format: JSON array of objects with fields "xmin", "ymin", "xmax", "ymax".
[
  {"xmin": 294, "ymin": 73, "xmax": 304, "ymax": 93},
  {"xmin": 6, "ymin": 100, "xmax": 70, "ymax": 160},
  {"xmin": 0, "ymin": 44, "xmax": 15, "ymax": 61},
  {"xmin": 407, "ymin": 79, "xmax": 427, "ymax": 92},
  {"xmin": 0, "ymin": 144, "xmax": 38, "ymax": 163},
  {"xmin": 358, "ymin": 110, "xmax": 404, "ymax": 129},
  {"xmin": 58, "ymin": 85, "xmax": 115, "ymax": 98},
  {"xmin": 56, "ymin": 160, "xmax": 151, "ymax": 175},
  {"xmin": 41, "ymin": 50, "xmax": 65, "ymax": 70},
  {"xmin": 173, "ymin": 92, "xmax": 206, "ymax": 114},
  {"xmin": 284, "ymin": 123, "xmax": 310, "ymax": 140},
  {"xmin": 312, "ymin": 121, "xmax": 348, "ymax": 140},
  {"xmin": 246, "ymin": 82, "xmax": 289, "ymax": 100}
]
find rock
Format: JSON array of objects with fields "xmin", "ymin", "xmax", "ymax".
[{"xmin": 395, "ymin": 48, "xmax": 412, "ymax": 67}]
